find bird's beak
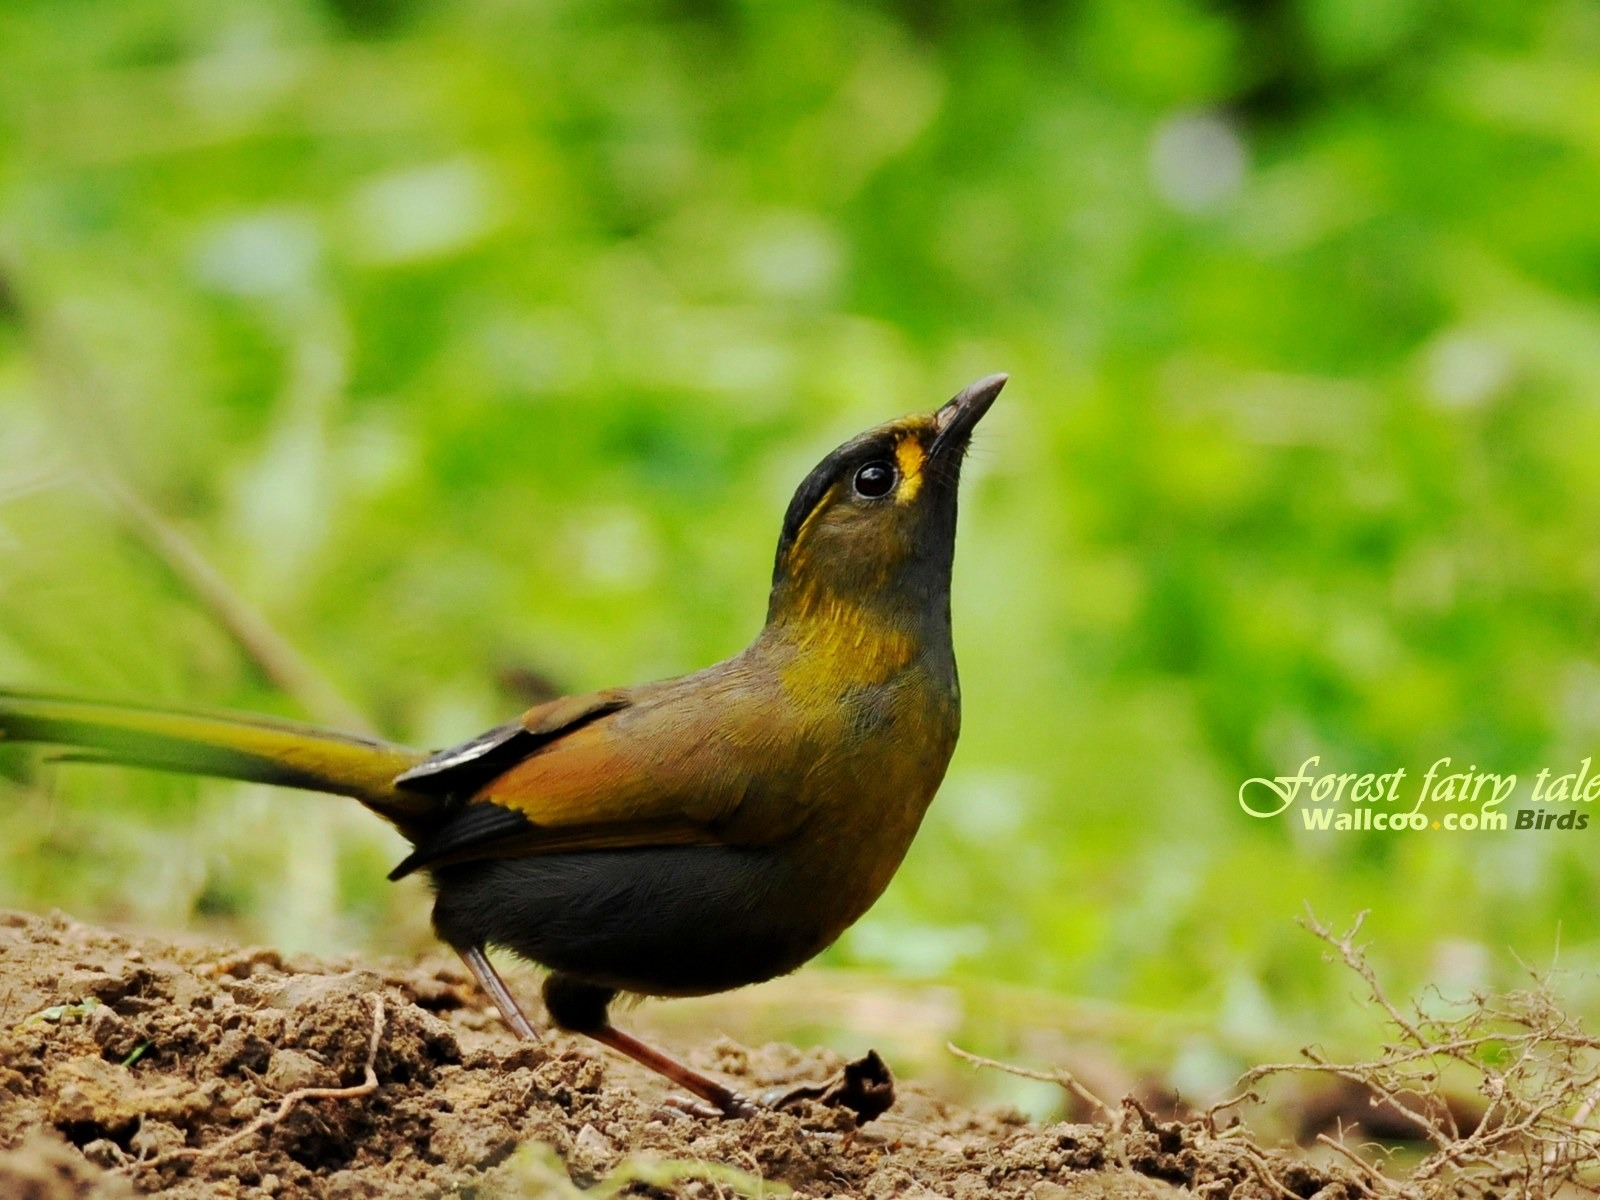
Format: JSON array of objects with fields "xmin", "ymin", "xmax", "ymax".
[{"xmin": 930, "ymin": 373, "xmax": 1007, "ymax": 459}]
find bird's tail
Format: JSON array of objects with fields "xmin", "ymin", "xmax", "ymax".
[{"xmin": 0, "ymin": 688, "xmax": 436, "ymax": 834}]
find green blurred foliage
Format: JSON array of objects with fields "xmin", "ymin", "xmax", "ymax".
[{"xmin": 3, "ymin": 0, "xmax": 1600, "ymax": 1088}]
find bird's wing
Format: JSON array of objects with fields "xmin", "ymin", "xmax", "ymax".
[
  {"xmin": 388, "ymin": 668, "xmax": 816, "ymax": 879},
  {"xmin": 394, "ymin": 690, "xmax": 633, "ymax": 799}
]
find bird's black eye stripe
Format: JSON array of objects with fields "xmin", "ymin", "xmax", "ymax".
[{"xmin": 852, "ymin": 460, "xmax": 898, "ymax": 499}]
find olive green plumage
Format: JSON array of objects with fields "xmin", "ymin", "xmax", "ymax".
[
  {"xmin": 0, "ymin": 374, "xmax": 1005, "ymax": 1118},
  {"xmin": 0, "ymin": 689, "xmax": 431, "ymax": 825}
]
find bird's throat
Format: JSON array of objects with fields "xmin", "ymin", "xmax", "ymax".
[{"xmin": 761, "ymin": 580, "xmax": 950, "ymax": 706}]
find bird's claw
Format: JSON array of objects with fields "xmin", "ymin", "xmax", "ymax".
[{"xmin": 661, "ymin": 1091, "xmax": 761, "ymax": 1120}]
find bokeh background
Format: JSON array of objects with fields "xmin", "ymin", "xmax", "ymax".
[{"xmin": 3, "ymin": 0, "xmax": 1600, "ymax": 1112}]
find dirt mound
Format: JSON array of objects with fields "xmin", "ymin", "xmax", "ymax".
[{"xmin": 0, "ymin": 910, "xmax": 1349, "ymax": 1198}]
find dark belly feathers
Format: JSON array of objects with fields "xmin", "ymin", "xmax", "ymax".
[{"xmin": 429, "ymin": 845, "xmax": 834, "ymax": 997}]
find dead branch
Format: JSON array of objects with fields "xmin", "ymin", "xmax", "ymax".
[{"xmin": 1244, "ymin": 911, "xmax": 1600, "ymax": 1198}]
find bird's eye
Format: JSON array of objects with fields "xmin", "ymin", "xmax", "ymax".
[{"xmin": 852, "ymin": 460, "xmax": 898, "ymax": 499}]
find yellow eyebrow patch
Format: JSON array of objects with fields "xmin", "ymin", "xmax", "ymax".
[{"xmin": 895, "ymin": 435, "xmax": 926, "ymax": 504}]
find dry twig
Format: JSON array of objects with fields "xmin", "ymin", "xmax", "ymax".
[
  {"xmin": 1242, "ymin": 909, "xmax": 1600, "ymax": 1198},
  {"xmin": 946, "ymin": 1040, "xmax": 1116, "ymax": 1119},
  {"xmin": 130, "ymin": 992, "xmax": 386, "ymax": 1170}
]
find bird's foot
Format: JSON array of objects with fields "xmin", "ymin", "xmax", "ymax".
[
  {"xmin": 658, "ymin": 1052, "xmax": 894, "ymax": 1123},
  {"xmin": 579, "ymin": 1017, "xmax": 894, "ymax": 1123},
  {"xmin": 661, "ymin": 1090, "xmax": 762, "ymax": 1121}
]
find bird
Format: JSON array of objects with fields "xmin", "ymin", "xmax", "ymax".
[{"xmin": 0, "ymin": 373, "xmax": 1006, "ymax": 1118}]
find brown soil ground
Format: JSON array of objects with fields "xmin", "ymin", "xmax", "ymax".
[{"xmin": 0, "ymin": 909, "xmax": 1355, "ymax": 1199}]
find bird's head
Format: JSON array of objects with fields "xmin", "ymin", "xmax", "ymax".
[{"xmin": 766, "ymin": 374, "xmax": 1005, "ymax": 629}]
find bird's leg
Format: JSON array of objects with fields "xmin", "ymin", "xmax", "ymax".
[
  {"xmin": 457, "ymin": 945, "xmax": 541, "ymax": 1040},
  {"xmin": 543, "ymin": 974, "xmax": 757, "ymax": 1119},
  {"xmin": 586, "ymin": 1022, "xmax": 759, "ymax": 1119}
]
